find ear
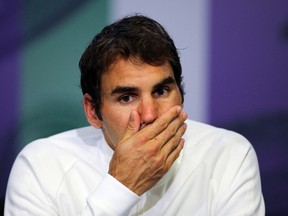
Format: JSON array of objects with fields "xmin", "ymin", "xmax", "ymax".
[{"xmin": 83, "ymin": 93, "xmax": 102, "ymax": 128}]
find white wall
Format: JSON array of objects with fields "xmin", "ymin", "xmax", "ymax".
[{"xmin": 110, "ymin": 0, "xmax": 210, "ymax": 122}]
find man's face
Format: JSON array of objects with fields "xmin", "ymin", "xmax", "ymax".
[{"xmin": 88, "ymin": 58, "xmax": 183, "ymax": 150}]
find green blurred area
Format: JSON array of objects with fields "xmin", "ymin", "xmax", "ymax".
[{"xmin": 19, "ymin": 0, "xmax": 109, "ymax": 149}]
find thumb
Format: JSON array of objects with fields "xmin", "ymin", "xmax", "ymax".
[{"xmin": 122, "ymin": 110, "xmax": 140, "ymax": 140}]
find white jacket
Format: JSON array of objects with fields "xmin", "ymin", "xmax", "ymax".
[{"xmin": 5, "ymin": 120, "xmax": 265, "ymax": 215}]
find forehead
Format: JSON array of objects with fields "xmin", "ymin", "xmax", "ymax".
[{"xmin": 101, "ymin": 58, "xmax": 175, "ymax": 89}]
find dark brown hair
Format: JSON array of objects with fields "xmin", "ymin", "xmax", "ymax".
[{"xmin": 79, "ymin": 15, "xmax": 184, "ymax": 119}]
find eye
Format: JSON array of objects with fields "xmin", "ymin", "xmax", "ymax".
[
  {"xmin": 153, "ymin": 87, "xmax": 170, "ymax": 97},
  {"xmin": 118, "ymin": 94, "xmax": 136, "ymax": 104}
]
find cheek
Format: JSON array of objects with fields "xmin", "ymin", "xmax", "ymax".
[
  {"xmin": 158, "ymin": 93, "xmax": 182, "ymax": 113},
  {"xmin": 170, "ymin": 92, "xmax": 183, "ymax": 108},
  {"xmin": 105, "ymin": 107, "xmax": 131, "ymax": 126},
  {"xmin": 102, "ymin": 108, "xmax": 131, "ymax": 143}
]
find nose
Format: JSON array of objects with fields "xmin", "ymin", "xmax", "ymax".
[{"xmin": 138, "ymin": 96, "xmax": 158, "ymax": 127}]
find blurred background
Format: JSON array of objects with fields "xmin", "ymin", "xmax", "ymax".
[{"xmin": 1, "ymin": 0, "xmax": 287, "ymax": 215}]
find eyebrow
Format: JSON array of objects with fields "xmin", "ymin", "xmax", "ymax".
[
  {"xmin": 110, "ymin": 76, "xmax": 176, "ymax": 96},
  {"xmin": 152, "ymin": 76, "xmax": 176, "ymax": 90},
  {"xmin": 111, "ymin": 86, "xmax": 138, "ymax": 95}
]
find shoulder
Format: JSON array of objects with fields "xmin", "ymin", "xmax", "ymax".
[
  {"xmin": 181, "ymin": 120, "xmax": 261, "ymax": 192},
  {"xmin": 13, "ymin": 126, "xmax": 103, "ymax": 183},
  {"xmin": 183, "ymin": 119, "xmax": 255, "ymax": 166},
  {"xmin": 184, "ymin": 119, "xmax": 251, "ymax": 150},
  {"xmin": 8, "ymin": 126, "xmax": 103, "ymax": 198},
  {"xmin": 21, "ymin": 126, "xmax": 102, "ymax": 160},
  {"xmin": 180, "ymin": 120, "xmax": 264, "ymax": 214}
]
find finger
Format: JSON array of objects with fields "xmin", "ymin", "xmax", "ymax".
[
  {"xmin": 164, "ymin": 137, "xmax": 185, "ymax": 170},
  {"xmin": 150, "ymin": 136, "xmax": 185, "ymax": 177},
  {"xmin": 122, "ymin": 110, "xmax": 141, "ymax": 140},
  {"xmin": 143, "ymin": 120, "xmax": 186, "ymax": 170},
  {"xmin": 148, "ymin": 111, "xmax": 187, "ymax": 150},
  {"xmin": 140, "ymin": 105, "xmax": 183, "ymax": 140},
  {"xmin": 151, "ymin": 121, "xmax": 186, "ymax": 172},
  {"xmin": 160, "ymin": 122, "xmax": 187, "ymax": 155}
]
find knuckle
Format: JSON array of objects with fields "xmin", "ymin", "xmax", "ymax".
[
  {"xmin": 147, "ymin": 144, "xmax": 159, "ymax": 157},
  {"xmin": 168, "ymin": 125, "xmax": 178, "ymax": 135},
  {"xmin": 162, "ymin": 164, "xmax": 170, "ymax": 174},
  {"xmin": 152, "ymin": 154, "xmax": 165, "ymax": 168},
  {"xmin": 158, "ymin": 164, "xmax": 169, "ymax": 176},
  {"xmin": 170, "ymin": 134, "xmax": 180, "ymax": 144},
  {"xmin": 156, "ymin": 118, "xmax": 168, "ymax": 129},
  {"xmin": 139, "ymin": 134, "xmax": 148, "ymax": 143}
]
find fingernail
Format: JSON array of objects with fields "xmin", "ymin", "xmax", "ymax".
[
  {"xmin": 182, "ymin": 112, "xmax": 188, "ymax": 121},
  {"xmin": 176, "ymin": 106, "xmax": 182, "ymax": 113}
]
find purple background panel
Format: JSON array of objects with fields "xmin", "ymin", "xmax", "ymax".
[
  {"xmin": 0, "ymin": 0, "xmax": 21, "ymax": 198},
  {"xmin": 210, "ymin": 1, "xmax": 288, "ymax": 214},
  {"xmin": 209, "ymin": 0, "xmax": 288, "ymax": 124}
]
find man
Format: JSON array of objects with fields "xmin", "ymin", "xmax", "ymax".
[{"xmin": 5, "ymin": 15, "xmax": 265, "ymax": 215}]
